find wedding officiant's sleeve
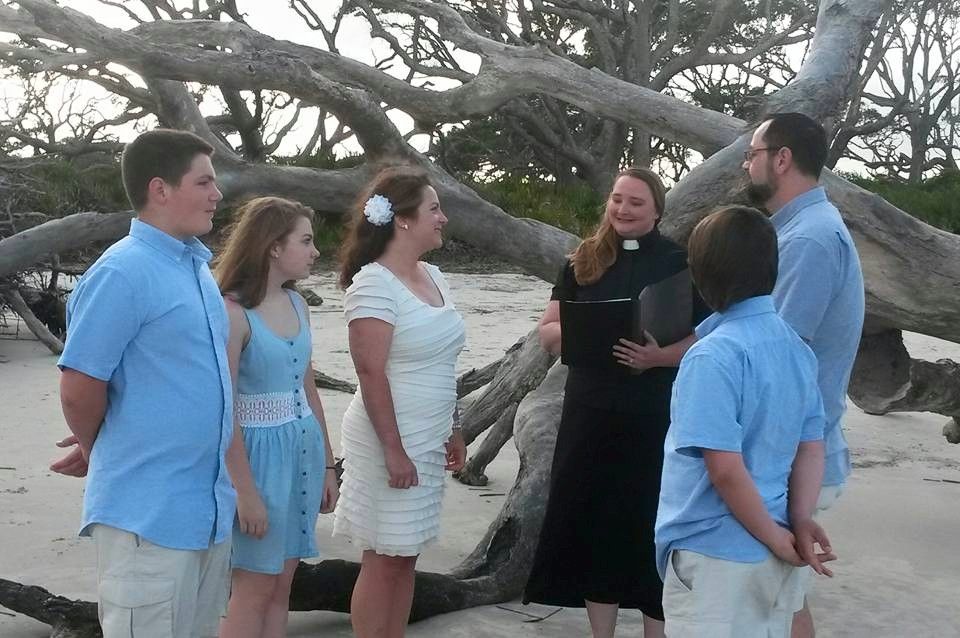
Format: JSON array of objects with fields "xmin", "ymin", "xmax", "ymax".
[
  {"xmin": 550, "ymin": 260, "xmax": 575, "ymax": 302},
  {"xmin": 691, "ymin": 283, "xmax": 711, "ymax": 327}
]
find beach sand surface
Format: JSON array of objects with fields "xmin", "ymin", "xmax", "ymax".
[{"xmin": 2, "ymin": 271, "xmax": 958, "ymax": 637}]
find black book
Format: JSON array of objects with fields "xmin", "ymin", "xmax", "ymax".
[{"xmin": 559, "ymin": 269, "xmax": 693, "ymax": 370}]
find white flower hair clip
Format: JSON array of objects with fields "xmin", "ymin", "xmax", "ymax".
[{"xmin": 364, "ymin": 194, "xmax": 395, "ymax": 226}]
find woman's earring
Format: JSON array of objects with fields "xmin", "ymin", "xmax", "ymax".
[{"xmin": 399, "ymin": 223, "xmax": 409, "ymax": 230}]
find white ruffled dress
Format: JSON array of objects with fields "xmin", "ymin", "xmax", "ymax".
[{"xmin": 333, "ymin": 262, "xmax": 465, "ymax": 556}]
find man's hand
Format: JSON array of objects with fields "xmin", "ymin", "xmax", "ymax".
[
  {"xmin": 793, "ymin": 518, "xmax": 836, "ymax": 576},
  {"xmin": 49, "ymin": 435, "xmax": 89, "ymax": 477}
]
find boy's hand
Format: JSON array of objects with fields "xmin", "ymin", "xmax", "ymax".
[
  {"xmin": 769, "ymin": 527, "xmax": 805, "ymax": 566},
  {"xmin": 793, "ymin": 518, "xmax": 836, "ymax": 576},
  {"xmin": 50, "ymin": 435, "xmax": 89, "ymax": 477}
]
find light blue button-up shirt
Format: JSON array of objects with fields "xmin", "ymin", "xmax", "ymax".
[
  {"xmin": 655, "ymin": 296, "xmax": 824, "ymax": 578},
  {"xmin": 770, "ymin": 187, "xmax": 865, "ymax": 486},
  {"xmin": 58, "ymin": 219, "xmax": 235, "ymax": 550}
]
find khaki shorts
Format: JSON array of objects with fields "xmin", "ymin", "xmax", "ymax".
[
  {"xmin": 663, "ymin": 549, "xmax": 804, "ymax": 638},
  {"xmin": 91, "ymin": 524, "xmax": 231, "ymax": 638},
  {"xmin": 794, "ymin": 484, "xmax": 844, "ymax": 601}
]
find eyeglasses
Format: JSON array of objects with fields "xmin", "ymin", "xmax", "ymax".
[{"xmin": 743, "ymin": 147, "xmax": 781, "ymax": 162}]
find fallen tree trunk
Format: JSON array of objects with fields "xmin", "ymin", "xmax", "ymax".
[
  {"xmin": 456, "ymin": 358, "xmax": 503, "ymax": 398},
  {"xmin": 0, "ymin": 288, "xmax": 63, "ymax": 354},
  {"xmin": 460, "ymin": 330, "xmax": 557, "ymax": 446},
  {"xmin": 0, "ymin": 211, "xmax": 133, "ymax": 279},
  {"xmin": 456, "ymin": 403, "xmax": 520, "ymax": 487},
  {"xmin": 0, "ymin": 578, "xmax": 99, "ymax": 638},
  {"xmin": 312, "ymin": 368, "xmax": 357, "ymax": 394},
  {"xmin": 848, "ymin": 328, "xmax": 960, "ymax": 442}
]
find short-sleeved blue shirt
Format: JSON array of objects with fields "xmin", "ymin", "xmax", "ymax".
[
  {"xmin": 771, "ymin": 187, "xmax": 865, "ymax": 486},
  {"xmin": 654, "ymin": 296, "xmax": 824, "ymax": 578},
  {"xmin": 58, "ymin": 219, "xmax": 235, "ymax": 550}
]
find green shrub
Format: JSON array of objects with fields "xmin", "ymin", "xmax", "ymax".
[
  {"xmin": 468, "ymin": 175, "xmax": 603, "ymax": 237},
  {"xmin": 847, "ymin": 172, "xmax": 960, "ymax": 234}
]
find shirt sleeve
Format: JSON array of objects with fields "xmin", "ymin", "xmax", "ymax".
[
  {"xmin": 800, "ymin": 355, "xmax": 826, "ymax": 442},
  {"xmin": 57, "ymin": 265, "xmax": 142, "ymax": 381},
  {"xmin": 550, "ymin": 261, "xmax": 574, "ymax": 301},
  {"xmin": 774, "ymin": 238, "xmax": 836, "ymax": 341},
  {"xmin": 669, "ymin": 351, "xmax": 743, "ymax": 457},
  {"xmin": 344, "ymin": 266, "xmax": 399, "ymax": 326}
]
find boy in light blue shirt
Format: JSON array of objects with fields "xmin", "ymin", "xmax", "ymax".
[
  {"xmin": 655, "ymin": 206, "xmax": 834, "ymax": 638},
  {"xmin": 53, "ymin": 129, "xmax": 237, "ymax": 638}
]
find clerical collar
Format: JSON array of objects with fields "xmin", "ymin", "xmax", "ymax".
[{"xmin": 621, "ymin": 227, "xmax": 660, "ymax": 251}]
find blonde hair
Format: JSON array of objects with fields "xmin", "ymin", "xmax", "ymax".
[
  {"xmin": 213, "ymin": 196, "xmax": 315, "ymax": 307},
  {"xmin": 570, "ymin": 167, "xmax": 667, "ymax": 285}
]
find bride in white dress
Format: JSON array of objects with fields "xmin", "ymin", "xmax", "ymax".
[{"xmin": 334, "ymin": 167, "xmax": 466, "ymax": 637}]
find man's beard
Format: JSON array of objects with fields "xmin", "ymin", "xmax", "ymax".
[{"xmin": 745, "ymin": 180, "xmax": 775, "ymax": 210}]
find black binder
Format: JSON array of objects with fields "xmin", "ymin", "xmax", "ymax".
[{"xmin": 559, "ymin": 269, "xmax": 693, "ymax": 370}]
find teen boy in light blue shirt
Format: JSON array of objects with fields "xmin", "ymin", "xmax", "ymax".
[
  {"xmin": 54, "ymin": 129, "xmax": 238, "ymax": 637},
  {"xmin": 655, "ymin": 206, "xmax": 834, "ymax": 638}
]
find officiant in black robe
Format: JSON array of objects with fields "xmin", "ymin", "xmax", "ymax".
[{"xmin": 523, "ymin": 168, "xmax": 708, "ymax": 638}]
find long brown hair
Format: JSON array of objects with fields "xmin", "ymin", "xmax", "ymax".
[
  {"xmin": 338, "ymin": 166, "xmax": 431, "ymax": 289},
  {"xmin": 213, "ymin": 196, "xmax": 315, "ymax": 307},
  {"xmin": 570, "ymin": 167, "xmax": 667, "ymax": 285}
]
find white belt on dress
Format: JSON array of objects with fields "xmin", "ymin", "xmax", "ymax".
[{"xmin": 236, "ymin": 390, "xmax": 300, "ymax": 428}]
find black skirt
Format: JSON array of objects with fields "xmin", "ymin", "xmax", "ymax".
[{"xmin": 523, "ymin": 396, "xmax": 669, "ymax": 620}]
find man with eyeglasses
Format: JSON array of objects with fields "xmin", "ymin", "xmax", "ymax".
[{"xmin": 741, "ymin": 112, "xmax": 865, "ymax": 637}]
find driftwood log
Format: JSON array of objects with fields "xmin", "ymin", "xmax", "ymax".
[
  {"xmin": 456, "ymin": 402, "xmax": 520, "ymax": 487},
  {"xmin": 0, "ymin": 287, "xmax": 64, "ymax": 354},
  {"xmin": 459, "ymin": 329, "xmax": 557, "ymax": 446},
  {"xmin": 0, "ymin": 578, "xmax": 99, "ymax": 638}
]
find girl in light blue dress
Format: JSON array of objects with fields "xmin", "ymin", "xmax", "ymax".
[{"xmin": 213, "ymin": 197, "xmax": 338, "ymax": 638}]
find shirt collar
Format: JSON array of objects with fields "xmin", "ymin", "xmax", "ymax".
[
  {"xmin": 769, "ymin": 186, "xmax": 827, "ymax": 231},
  {"xmin": 619, "ymin": 226, "xmax": 660, "ymax": 253},
  {"xmin": 695, "ymin": 295, "xmax": 776, "ymax": 338},
  {"xmin": 129, "ymin": 218, "xmax": 212, "ymax": 263}
]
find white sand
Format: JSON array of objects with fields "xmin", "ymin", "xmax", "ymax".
[{"xmin": 1, "ymin": 270, "xmax": 958, "ymax": 637}]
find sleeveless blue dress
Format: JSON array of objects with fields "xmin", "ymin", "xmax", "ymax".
[{"xmin": 231, "ymin": 290, "xmax": 327, "ymax": 574}]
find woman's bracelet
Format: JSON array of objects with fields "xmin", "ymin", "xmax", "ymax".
[
  {"xmin": 326, "ymin": 466, "xmax": 338, "ymax": 471},
  {"xmin": 452, "ymin": 402, "xmax": 462, "ymax": 430}
]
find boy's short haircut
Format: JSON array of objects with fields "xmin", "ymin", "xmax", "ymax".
[
  {"xmin": 687, "ymin": 205, "xmax": 778, "ymax": 312},
  {"xmin": 121, "ymin": 129, "xmax": 214, "ymax": 211}
]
